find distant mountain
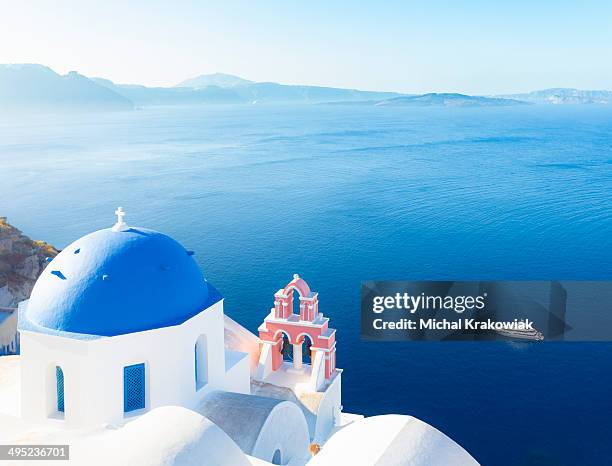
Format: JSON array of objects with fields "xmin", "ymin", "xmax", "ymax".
[
  {"xmin": 375, "ymin": 93, "xmax": 528, "ymax": 107},
  {"xmin": 0, "ymin": 64, "xmax": 133, "ymax": 111},
  {"xmin": 92, "ymin": 78, "xmax": 244, "ymax": 106},
  {"xmin": 176, "ymin": 73, "xmax": 403, "ymax": 103},
  {"xmin": 4, "ymin": 64, "xmax": 610, "ymax": 111},
  {"xmin": 499, "ymin": 88, "xmax": 612, "ymax": 105},
  {"xmin": 1, "ymin": 64, "xmax": 403, "ymax": 109},
  {"xmin": 176, "ymin": 73, "xmax": 254, "ymax": 89},
  {"xmin": 232, "ymin": 82, "xmax": 402, "ymax": 104}
]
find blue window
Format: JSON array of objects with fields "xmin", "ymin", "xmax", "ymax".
[
  {"xmin": 123, "ymin": 363, "xmax": 145, "ymax": 413},
  {"xmin": 56, "ymin": 366, "xmax": 64, "ymax": 413}
]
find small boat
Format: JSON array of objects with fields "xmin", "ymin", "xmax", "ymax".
[{"xmin": 496, "ymin": 326, "xmax": 544, "ymax": 341}]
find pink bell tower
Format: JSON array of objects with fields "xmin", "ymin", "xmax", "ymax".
[{"xmin": 258, "ymin": 274, "xmax": 337, "ymax": 381}]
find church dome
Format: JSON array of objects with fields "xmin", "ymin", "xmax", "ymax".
[
  {"xmin": 308, "ymin": 415, "xmax": 478, "ymax": 466},
  {"xmin": 25, "ymin": 215, "xmax": 212, "ymax": 337}
]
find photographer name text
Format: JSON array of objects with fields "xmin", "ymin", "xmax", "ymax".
[{"xmin": 372, "ymin": 318, "xmax": 535, "ymax": 331}]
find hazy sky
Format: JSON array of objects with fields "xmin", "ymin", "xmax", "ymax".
[{"xmin": 1, "ymin": 1, "xmax": 611, "ymax": 94}]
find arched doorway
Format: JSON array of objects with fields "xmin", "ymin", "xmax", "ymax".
[
  {"xmin": 271, "ymin": 448, "xmax": 282, "ymax": 465},
  {"xmin": 302, "ymin": 335, "xmax": 313, "ymax": 365},
  {"xmin": 195, "ymin": 334, "xmax": 208, "ymax": 389},
  {"xmin": 292, "ymin": 334, "xmax": 313, "ymax": 369},
  {"xmin": 292, "ymin": 290, "xmax": 301, "ymax": 317},
  {"xmin": 280, "ymin": 332, "xmax": 292, "ymax": 363}
]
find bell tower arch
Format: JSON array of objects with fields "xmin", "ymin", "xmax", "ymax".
[{"xmin": 257, "ymin": 275, "xmax": 337, "ymax": 387}]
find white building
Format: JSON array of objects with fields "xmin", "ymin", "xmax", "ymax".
[
  {"xmin": 0, "ymin": 208, "xmax": 478, "ymax": 466},
  {"xmin": 18, "ymin": 208, "xmax": 250, "ymax": 427}
]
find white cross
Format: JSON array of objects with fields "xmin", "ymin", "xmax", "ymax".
[{"xmin": 112, "ymin": 206, "xmax": 128, "ymax": 231}]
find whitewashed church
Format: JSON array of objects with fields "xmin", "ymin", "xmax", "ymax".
[
  {"xmin": 19, "ymin": 207, "xmax": 252, "ymax": 426},
  {"xmin": 0, "ymin": 209, "xmax": 478, "ymax": 466}
]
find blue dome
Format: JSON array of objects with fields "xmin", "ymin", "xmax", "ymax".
[{"xmin": 24, "ymin": 227, "xmax": 213, "ymax": 336}]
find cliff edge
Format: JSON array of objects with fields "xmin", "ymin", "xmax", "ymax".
[
  {"xmin": 0, "ymin": 217, "xmax": 58, "ymax": 308},
  {"xmin": 0, "ymin": 218, "xmax": 58, "ymax": 353}
]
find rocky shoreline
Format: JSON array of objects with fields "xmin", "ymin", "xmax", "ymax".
[{"xmin": 0, "ymin": 217, "xmax": 58, "ymax": 354}]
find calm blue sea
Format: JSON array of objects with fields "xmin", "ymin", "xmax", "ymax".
[{"xmin": 1, "ymin": 104, "xmax": 611, "ymax": 465}]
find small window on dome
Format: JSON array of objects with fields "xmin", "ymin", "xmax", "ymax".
[
  {"xmin": 51, "ymin": 270, "xmax": 66, "ymax": 280},
  {"xmin": 74, "ymin": 248, "xmax": 80, "ymax": 254}
]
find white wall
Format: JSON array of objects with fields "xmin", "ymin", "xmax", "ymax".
[
  {"xmin": 313, "ymin": 372, "xmax": 342, "ymax": 444},
  {"xmin": 223, "ymin": 349, "xmax": 251, "ymax": 394},
  {"xmin": 251, "ymin": 401, "xmax": 310, "ymax": 465},
  {"xmin": 20, "ymin": 299, "xmax": 250, "ymax": 427},
  {"xmin": 20, "ymin": 330, "xmax": 93, "ymax": 425},
  {"xmin": 255, "ymin": 342, "xmax": 274, "ymax": 381}
]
